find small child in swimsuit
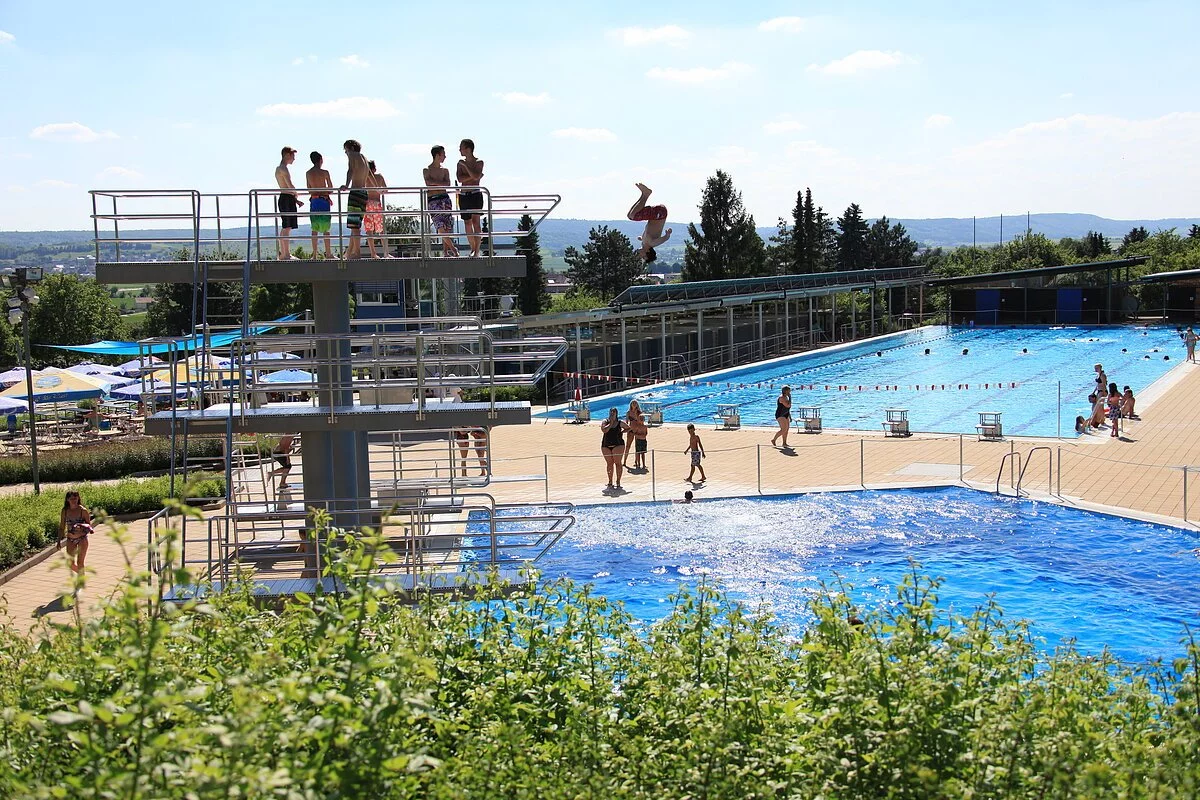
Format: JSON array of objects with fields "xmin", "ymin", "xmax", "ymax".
[
  {"xmin": 684, "ymin": 423, "xmax": 706, "ymax": 483},
  {"xmin": 632, "ymin": 413, "xmax": 649, "ymax": 470}
]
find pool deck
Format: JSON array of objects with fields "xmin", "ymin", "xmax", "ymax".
[{"xmin": 6, "ymin": 360, "xmax": 1200, "ymax": 631}]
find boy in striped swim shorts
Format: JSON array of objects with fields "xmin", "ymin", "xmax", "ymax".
[{"xmin": 340, "ymin": 139, "xmax": 372, "ymax": 260}]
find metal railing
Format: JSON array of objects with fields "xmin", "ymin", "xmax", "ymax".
[
  {"xmin": 90, "ymin": 187, "xmax": 561, "ymax": 265},
  {"xmin": 127, "ymin": 317, "xmax": 566, "ymax": 424}
]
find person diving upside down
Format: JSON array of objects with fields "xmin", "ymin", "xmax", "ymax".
[{"xmin": 627, "ymin": 182, "xmax": 672, "ymax": 263}]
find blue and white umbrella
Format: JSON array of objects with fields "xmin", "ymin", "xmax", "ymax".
[
  {"xmin": 68, "ymin": 362, "xmax": 123, "ymax": 376},
  {"xmin": 116, "ymin": 356, "xmax": 164, "ymax": 377},
  {"xmin": 259, "ymin": 369, "xmax": 316, "ymax": 384},
  {"xmin": 0, "ymin": 367, "xmax": 28, "ymax": 388},
  {"xmin": 110, "ymin": 380, "xmax": 193, "ymax": 400},
  {"xmin": 0, "ymin": 396, "xmax": 30, "ymax": 414}
]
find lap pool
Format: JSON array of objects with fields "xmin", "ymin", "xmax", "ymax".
[
  {"xmin": 483, "ymin": 487, "xmax": 1200, "ymax": 663},
  {"xmin": 543, "ymin": 325, "xmax": 1184, "ymax": 437}
]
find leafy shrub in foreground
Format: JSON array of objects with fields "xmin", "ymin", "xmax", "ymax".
[
  {"xmin": 1, "ymin": 522, "xmax": 1199, "ymax": 798},
  {"xmin": 0, "ymin": 475, "xmax": 223, "ymax": 570}
]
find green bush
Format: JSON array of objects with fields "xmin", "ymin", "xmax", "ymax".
[
  {"xmin": 2, "ymin": 530, "xmax": 1198, "ymax": 798},
  {"xmin": 0, "ymin": 475, "xmax": 223, "ymax": 570},
  {"xmin": 0, "ymin": 436, "xmax": 270, "ymax": 486}
]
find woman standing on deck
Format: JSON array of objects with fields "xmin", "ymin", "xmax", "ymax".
[
  {"xmin": 59, "ymin": 491, "xmax": 93, "ymax": 574},
  {"xmin": 622, "ymin": 399, "xmax": 642, "ymax": 468},
  {"xmin": 600, "ymin": 407, "xmax": 628, "ymax": 490},
  {"xmin": 771, "ymin": 386, "xmax": 791, "ymax": 448}
]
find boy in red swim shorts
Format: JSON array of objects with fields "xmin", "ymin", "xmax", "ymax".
[{"xmin": 627, "ymin": 182, "xmax": 672, "ymax": 263}]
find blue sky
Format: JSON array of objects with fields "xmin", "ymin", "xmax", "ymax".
[{"xmin": 2, "ymin": 0, "xmax": 1198, "ymax": 231}]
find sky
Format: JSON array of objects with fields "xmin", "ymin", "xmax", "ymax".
[{"xmin": 1, "ymin": 0, "xmax": 1199, "ymax": 231}]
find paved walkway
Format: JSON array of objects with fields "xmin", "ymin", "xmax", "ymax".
[{"xmin": 5, "ymin": 359, "xmax": 1199, "ymax": 631}]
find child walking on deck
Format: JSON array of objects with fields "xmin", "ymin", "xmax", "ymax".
[{"xmin": 684, "ymin": 423, "xmax": 706, "ymax": 483}]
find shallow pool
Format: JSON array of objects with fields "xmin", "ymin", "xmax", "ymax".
[
  {"xmin": 542, "ymin": 325, "xmax": 1184, "ymax": 436},
  {"xmin": 498, "ymin": 488, "xmax": 1200, "ymax": 663}
]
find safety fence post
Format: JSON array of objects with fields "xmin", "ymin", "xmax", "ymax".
[
  {"xmin": 757, "ymin": 444, "xmax": 762, "ymax": 495},
  {"xmin": 959, "ymin": 434, "xmax": 964, "ymax": 483},
  {"xmin": 1184, "ymin": 466, "xmax": 1188, "ymax": 523},
  {"xmin": 1056, "ymin": 447, "xmax": 1062, "ymax": 496},
  {"xmin": 651, "ymin": 449, "xmax": 657, "ymax": 502},
  {"xmin": 860, "ymin": 439, "xmax": 866, "ymax": 488},
  {"xmin": 544, "ymin": 454, "xmax": 550, "ymax": 505}
]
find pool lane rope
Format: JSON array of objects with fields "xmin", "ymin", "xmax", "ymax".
[{"xmin": 558, "ymin": 371, "xmax": 1020, "ymax": 392}]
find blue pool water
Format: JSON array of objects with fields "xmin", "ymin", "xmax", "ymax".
[
  {"xmin": 496, "ymin": 488, "xmax": 1200, "ymax": 663},
  {"xmin": 543, "ymin": 325, "xmax": 1184, "ymax": 437}
]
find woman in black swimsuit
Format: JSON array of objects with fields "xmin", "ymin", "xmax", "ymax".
[
  {"xmin": 59, "ymin": 490, "xmax": 93, "ymax": 574},
  {"xmin": 770, "ymin": 386, "xmax": 792, "ymax": 449},
  {"xmin": 600, "ymin": 407, "xmax": 628, "ymax": 489}
]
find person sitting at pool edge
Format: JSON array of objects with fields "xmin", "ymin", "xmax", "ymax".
[
  {"xmin": 1122, "ymin": 386, "xmax": 1139, "ymax": 419},
  {"xmin": 1088, "ymin": 393, "xmax": 1107, "ymax": 429},
  {"xmin": 627, "ymin": 182, "xmax": 671, "ymax": 263},
  {"xmin": 1075, "ymin": 415, "xmax": 1088, "ymax": 434}
]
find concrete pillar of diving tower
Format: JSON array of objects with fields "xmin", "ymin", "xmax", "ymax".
[{"xmin": 305, "ymin": 281, "xmax": 361, "ymax": 530}]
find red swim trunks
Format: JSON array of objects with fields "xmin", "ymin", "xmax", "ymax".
[{"xmin": 631, "ymin": 205, "xmax": 668, "ymax": 222}]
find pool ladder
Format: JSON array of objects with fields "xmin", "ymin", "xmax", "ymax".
[{"xmin": 996, "ymin": 446, "xmax": 1055, "ymax": 498}]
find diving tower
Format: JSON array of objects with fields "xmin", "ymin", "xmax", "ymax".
[{"xmin": 93, "ymin": 185, "xmax": 573, "ymax": 596}]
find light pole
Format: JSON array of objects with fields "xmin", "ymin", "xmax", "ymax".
[{"xmin": 4, "ymin": 267, "xmax": 42, "ymax": 494}]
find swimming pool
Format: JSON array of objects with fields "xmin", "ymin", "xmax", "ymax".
[
  {"xmin": 488, "ymin": 488, "xmax": 1200, "ymax": 663},
  {"xmin": 543, "ymin": 325, "xmax": 1184, "ymax": 437}
]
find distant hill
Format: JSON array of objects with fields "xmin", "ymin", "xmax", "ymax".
[{"xmin": 4, "ymin": 213, "xmax": 1199, "ymax": 252}]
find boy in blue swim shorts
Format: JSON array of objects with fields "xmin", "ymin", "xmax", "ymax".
[{"xmin": 305, "ymin": 151, "xmax": 334, "ymax": 259}]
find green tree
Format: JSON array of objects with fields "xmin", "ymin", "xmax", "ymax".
[
  {"xmin": 248, "ymin": 283, "xmax": 314, "ymax": 322},
  {"xmin": 1188, "ymin": 224, "xmax": 1200, "ymax": 240},
  {"xmin": 26, "ymin": 275, "xmax": 125, "ymax": 366},
  {"xmin": 835, "ymin": 203, "xmax": 869, "ymax": 272},
  {"xmin": 792, "ymin": 188, "xmax": 824, "ymax": 273},
  {"xmin": 516, "ymin": 214, "xmax": 549, "ymax": 316},
  {"xmin": 683, "ymin": 170, "xmax": 766, "ymax": 281},
  {"xmin": 1120, "ymin": 226, "xmax": 1149, "ymax": 253},
  {"xmin": 865, "ymin": 216, "xmax": 918, "ymax": 268},
  {"xmin": 1080, "ymin": 230, "xmax": 1112, "ymax": 259},
  {"xmin": 765, "ymin": 217, "xmax": 794, "ymax": 275},
  {"xmin": 563, "ymin": 225, "xmax": 645, "ymax": 301},
  {"xmin": 142, "ymin": 248, "xmax": 245, "ymax": 337}
]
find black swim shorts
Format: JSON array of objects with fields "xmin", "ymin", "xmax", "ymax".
[
  {"xmin": 459, "ymin": 189, "xmax": 484, "ymax": 220},
  {"xmin": 278, "ymin": 193, "xmax": 299, "ymax": 230}
]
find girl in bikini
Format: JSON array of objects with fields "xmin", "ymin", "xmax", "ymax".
[
  {"xmin": 622, "ymin": 399, "xmax": 642, "ymax": 468},
  {"xmin": 59, "ymin": 490, "xmax": 93, "ymax": 574},
  {"xmin": 363, "ymin": 161, "xmax": 385, "ymax": 258},
  {"xmin": 600, "ymin": 407, "xmax": 628, "ymax": 490}
]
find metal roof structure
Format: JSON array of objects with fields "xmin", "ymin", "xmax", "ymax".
[
  {"xmin": 923, "ymin": 257, "xmax": 1149, "ymax": 288},
  {"xmin": 610, "ymin": 266, "xmax": 930, "ymax": 307},
  {"xmin": 1137, "ymin": 267, "xmax": 1200, "ymax": 284}
]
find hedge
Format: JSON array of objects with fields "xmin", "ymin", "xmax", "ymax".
[
  {"xmin": 0, "ymin": 475, "xmax": 224, "ymax": 571},
  {"xmin": 1, "ymin": 534, "xmax": 1198, "ymax": 797},
  {"xmin": 0, "ymin": 436, "xmax": 272, "ymax": 486}
]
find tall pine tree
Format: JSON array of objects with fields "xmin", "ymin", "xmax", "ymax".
[
  {"xmin": 516, "ymin": 214, "xmax": 549, "ymax": 315},
  {"xmin": 683, "ymin": 170, "xmax": 766, "ymax": 282},
  {"xmin": 836, "ymin": 204, "xmax": 869, "ymax": 272}
]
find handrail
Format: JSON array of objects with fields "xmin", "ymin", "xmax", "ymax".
[
  {"xmin": 89, "ymin": 186, "xmax": 561, "ymax": 267},
  {"xmin": 995, "ymin": 452, "xmax": 1022, "ymax": 496},
  {"xmin": 1015, "ymin": 446, "xmax": 1054, "ymax": 498}
]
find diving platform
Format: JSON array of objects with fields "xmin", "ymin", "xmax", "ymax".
[
  {"xmin": 96, "ymin": 255, "xmax": 528, "ymax": 285},
  {"xmin": 145, "ymin": 399, "xmax": 532, "ymax": 435}
]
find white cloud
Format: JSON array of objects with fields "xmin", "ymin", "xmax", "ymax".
[
  {"xmin": 552, "ymin": 127, "xmax": 617, "ymax": 143},
  {"xmin": 713, "ymin": 145, "xmax": 755, "ymax": 165},
  {"xmin": 172, "ymin": 121, "xmax": 194, "ymax": 130},
  {"xmin": 785, "ymin": 140, "xmax": 839, "ymax": 160},
  {"xmin": 646, "ymin": 61, "xmax": 753, "ymax": 85},
  {"xmin": 29, "ymin": 122, "xmax": 118, "ymax": 143},
  {"xmin": 0, "ymin": 30, "xmax": 13, "ymax": 44},
  {"xmin": 493, "ymin": 91, "xmax": 551, "ymax": 107},
  {"xmin": 340, "ymin": 54, "xmax": 369, "ymax": 68},
  {"xmin": 255, "ymin": 97, "xmax": 399, "ymax": 119},
  {"xmin": 1059, "ymin": 92, "xmax": 1074, "ymax": 99},
  {"xmin": 291, "ymin": 54, "xmax": 317, "ymax": 66},
  {"xmin": 764, "ymin": 119, "xmax": 806, "ymax": 135},
  {"xmin": 807, "ymin": 50, "xmax": 917, "ymax": 76},
  {"xmin": 393, "ymin": 143, "xmax": 432, "ymax": 156},
  {"xmin": 35, "ymin": 179, "xmax": 77, "ymax": 190},
  {"xmin": 758, "ymin": 16, "xmax": 806, "ymax": 33},
  {"xmin": 7, "ymin": 185, "xmax": 25, "ymax": 192},
  {"xmin": 924, "ymin": 114, "xmax": 953, "ymax": 130},
  {"xmin": 96, "ymin": 166, "xmax": 143, "ymax": 181},
  {"xmin": 612, "ymin": 25, "xmax": 690, "ymax": 47}
]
